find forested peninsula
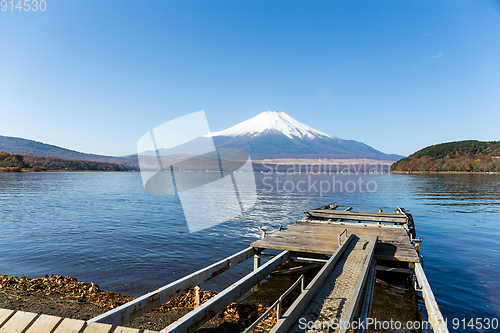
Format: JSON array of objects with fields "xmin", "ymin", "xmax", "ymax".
[
  {"xmin": 391, "ymin": 140, "xmax": 500, "ymax": 173},
  {"xmin": 0, "ymin": 151, "xmax": 127, "ymax": 172}
]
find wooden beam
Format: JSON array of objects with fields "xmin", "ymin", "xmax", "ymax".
[
  {"xmin": 307, "ymin": 210, "xmax": 407, "ymax": 223},
  {"xmin": 161, "ymin": 250, "xmax": 290, "ymax": 333},
  {"xmin": 254, "ymin": 253, "xmax": 276, "ymax": 259},
  {"xmin": 270, "ymin": 235, "xmax": 355, "ymax": 333},
  {"xmin": 415, "ymin": 263, "xmax": 449, "ymax": 333},
  {"xmin": 52, "ymin": 318, "xmax": 86, "ymax": 333},
  {"xmin": 113, "ymin": 328, "xmax": 140, "ymax": 333},
  {"xmin": 25, "ymin": 315, "xmax": 62, "ymax": 333},
  {"xmin": 299, "ymin": 220, "xmax": 404, "ymax": 228},
  {"xmin": 376, "ymin": 265, "xmax": 413, "ymax": 274},
  {"xmin": 88, "ymin": 247, "xmax": 255, "ymax": 327},
  {"xmin": 290, "ymin": 257, "xmax": 329, "ymax": 264},
  {"xmin": 0, "ymin": 311, "xmax": 37, "ymax": 333},
  {"xmin": 83, "ymin": 322, "xmax": 113, "ymax": 333},
  {"xmin": 310, "ymin": 210, "xmax": 405, "ymax": 218},
  {"xmin": 0, "ymin": 309, "xmax": 14, "ymax": 327},
  {"xmin": 272, "ymin": 264, "xmax": 323, "ymax": 275}
]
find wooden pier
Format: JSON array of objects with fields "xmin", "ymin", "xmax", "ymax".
[
  {"xmin": 1, "ymin": 205, "xmax": 448, "ymax": 333},
  {"xmin": 0, "ymin": 308, "xmax": 160, "ymax": 333},
  {"xmin": 251, "ymin": 220, "xmax": 419, "ymax": 262},
  {"xmin": 270, "ymin": 234, "xmax": 377, "ymax": 333},
  {"xmin": 248, "ymin": 205, "xmax": 447, "ymax": 333}
]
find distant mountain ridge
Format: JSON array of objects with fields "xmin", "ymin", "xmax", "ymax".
[
  {"xmin": 0, "ymin": 135, "xmax": 138, "ymax": 169},
  {"xmin": 207, "ymin": 111, "xmax": 402, "ymax": 160},
  {"xmin": 1, "ymin": 111, "xmax": 402, "ymax": 169}
]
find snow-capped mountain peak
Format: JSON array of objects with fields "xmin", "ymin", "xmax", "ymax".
[{"xmin": 206, "ymin": 111, "xmax": 333, "ymax": 140}]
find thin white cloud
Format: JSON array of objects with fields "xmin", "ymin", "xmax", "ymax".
[{"xmin": 419, "ymin": 52, "xmax": 444, "ymax": 63}]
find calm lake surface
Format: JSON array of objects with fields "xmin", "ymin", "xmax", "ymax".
[{"xmin": 1, "ymin": 171, "xmax": 499, "ymax": 331}]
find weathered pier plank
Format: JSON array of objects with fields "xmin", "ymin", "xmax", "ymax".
[
  {"xmin": 25, "ymin": 314, "xmax": 61, "ymax": 333},
  {"xmin": 0, "ymin": 310, "xmax": 37, "ymax": 333},
  {"xmin": 52, "ymin": 318, "xmax": 86, "ymax": 333},
  {"xmin": 0, "ymin": 309, "xmax": 14, "ymax": 327},
  {"xmin": 113, "ymin": 327, "xmax": 140, "ymax": 333},
  {"xmin": 82, "ymin": 322, "xmax": 113, "ymax": 333},
  {"xmin": 0, "ymin": 309, "xmax": 162, "ymax": 333},
  {"xmin": 306, "ymin": 210, "xmax": 407, "ymax": 223}
]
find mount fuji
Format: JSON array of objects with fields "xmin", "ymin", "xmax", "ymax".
[{"xmin": 207, "ymin": 111, "xmax": 402, "ymax": 161}]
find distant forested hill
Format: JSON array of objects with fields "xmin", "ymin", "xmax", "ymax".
[
  {"xmin": 0, "ymin": 135, "xmax": 139, "ymax": 169},
  {"xmin": 391, "ymin": 140, "xmax": 500, "ymax": 172},
  {"xmin": 0, "ymin": 151, "xmax": 127, "ymax": 172}
]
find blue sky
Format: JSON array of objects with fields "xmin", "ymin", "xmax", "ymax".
[{"xmin": 1, "ymin": 0, "xmax": 499, "ymax": 157}]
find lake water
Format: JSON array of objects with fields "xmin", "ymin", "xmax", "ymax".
[{"xmin": 1, "ymin": 171, "xmax": 499, "ymax": 331}]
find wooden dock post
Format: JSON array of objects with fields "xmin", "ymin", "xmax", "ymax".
[
  {"xmin": 194, "ymin": 286, "xmax": 200, "ymax": 308},
  {"xmin": 253, "ymin": 249, "xmax": 261, "ymax": 270}
]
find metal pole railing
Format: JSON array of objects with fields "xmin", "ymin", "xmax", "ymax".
[
  {"xmin": 338, "ymin": 228, "xmax": 348, "ymax": 246},
  {"xmin": 414, "ymin": 263, "xmax": 449, "ymax": 333},
  {"xmin": 243, "ymin": 274, "xmax": 305, "ymax": 333}
]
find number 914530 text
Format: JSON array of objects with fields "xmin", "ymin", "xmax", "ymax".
[{"xmin": 1, "ymin": 0, "xmax": 46, "ymax": 11}]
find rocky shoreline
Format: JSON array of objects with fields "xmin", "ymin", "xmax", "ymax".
[{"xmin": 391, "ymin": 170, "xmax": 499, "ymax": 174}]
